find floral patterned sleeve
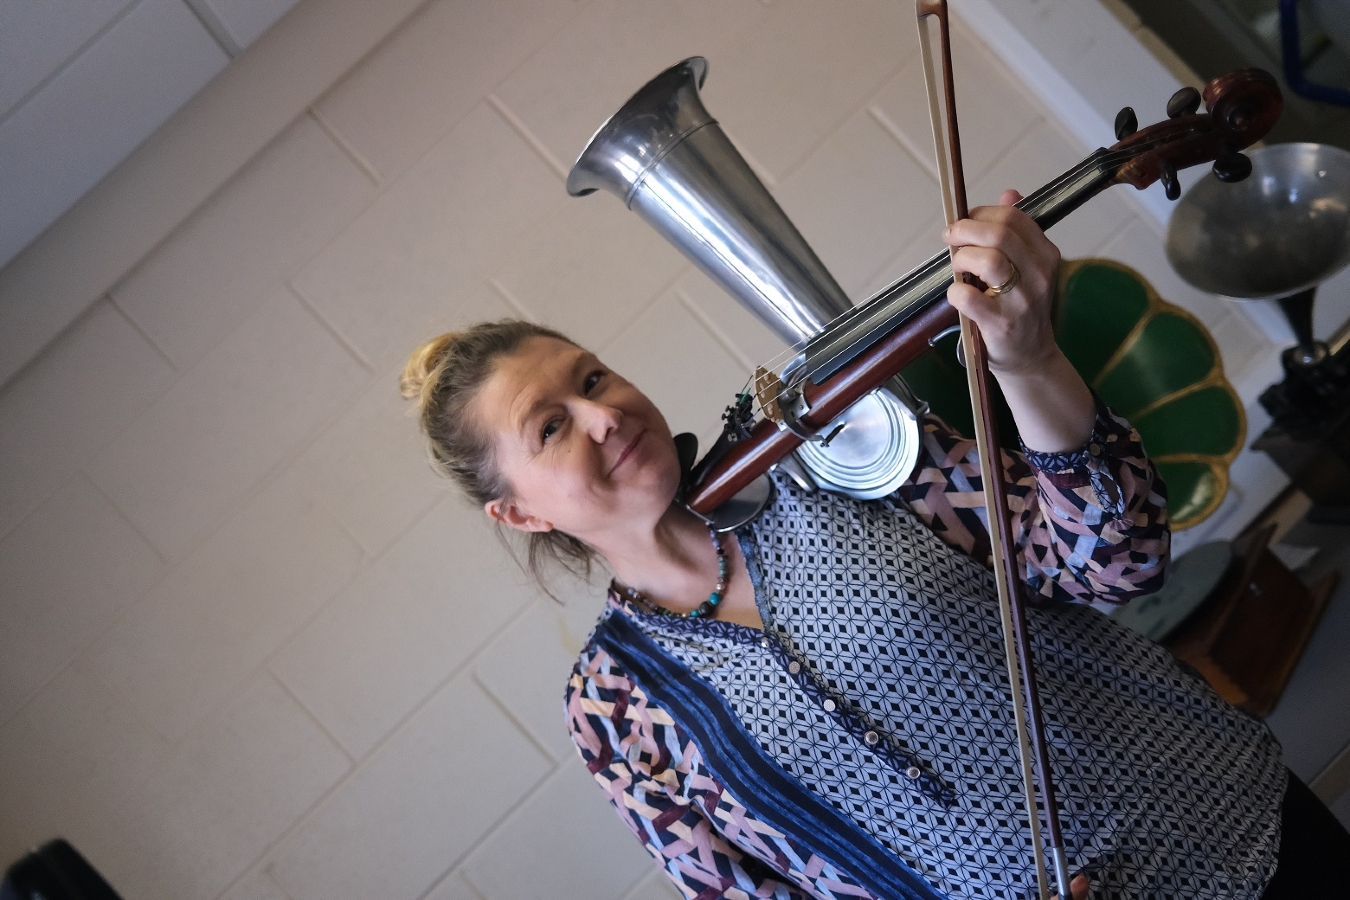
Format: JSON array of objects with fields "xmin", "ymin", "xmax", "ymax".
[
  {"xmin": 565, "ymin": 640, "xmax": 878, "ymax": 900},
  {"xmin": 893, "ymin": 396, "xmax": 1169, "ymax": 605}
]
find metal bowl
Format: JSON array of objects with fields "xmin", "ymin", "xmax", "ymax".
[{"xmin": 1166, "ymin": 143, "xmax": 1350, "ymax": 300}]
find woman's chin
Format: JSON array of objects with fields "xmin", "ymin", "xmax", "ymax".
[{"xmin": 634, "ymin": 433, "xmax": 683, "ymax": 490}]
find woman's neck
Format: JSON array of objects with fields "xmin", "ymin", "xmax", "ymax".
[{"xmin": 602, "ymin": 504, "xmax": 724, "ymax": 614}]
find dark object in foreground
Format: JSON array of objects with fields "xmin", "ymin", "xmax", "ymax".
[
  {"xmin": 1254, "ymin": 324, "xmax": 1350, "ymax": 518},
  {"xmin": 1, "ymin": 839, "xmax": 123, "ymax": 900}
]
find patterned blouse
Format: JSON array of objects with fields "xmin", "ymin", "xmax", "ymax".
[{"xmin": 564, "ymin": 402, "xmax": 1287, "ymax": 900}]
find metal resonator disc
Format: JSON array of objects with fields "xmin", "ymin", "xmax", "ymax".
[{"xmin": 793, "ymin": 388, "xmax": 921, "ymax": 500}]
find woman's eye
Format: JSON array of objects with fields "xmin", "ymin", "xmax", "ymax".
[
  {"xmin": 583, "ymin": 370, "xmax": 605, "ymax": 394},
  {"xmin": 540, "ymin": 419, "xmax": 561, "ymax": 443}
]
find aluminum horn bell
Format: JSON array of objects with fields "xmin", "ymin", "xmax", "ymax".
[{"xmin": 567, "ymin": 57, "xmax": 921, "ymax": 501}]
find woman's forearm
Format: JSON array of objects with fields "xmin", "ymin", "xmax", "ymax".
[{"xmin": 992, "ymin": 345, "xmax": 1095, "ymax": 454}]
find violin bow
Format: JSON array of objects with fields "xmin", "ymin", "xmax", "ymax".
[{"xmin": 914, "ymin": 3, "xmax": 1072, "ymax": 898}]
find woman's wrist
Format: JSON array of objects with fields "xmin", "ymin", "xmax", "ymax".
[{"xmin": 986, "ymin": 335, "xmax": 1063, "ymax": 380}]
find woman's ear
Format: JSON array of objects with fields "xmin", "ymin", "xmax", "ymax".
[{"xmin": 484, "ymin": 497, "xmax": 554, "ymax": 533}]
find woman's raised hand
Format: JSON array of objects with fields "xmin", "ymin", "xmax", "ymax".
[
  {"xmin": 942, "ymin": 188, "xmax": 1097, "ymax": 453},
  {"xmin": 942, "ymin": 188, "xmax": 1061, "ymax": 377}
]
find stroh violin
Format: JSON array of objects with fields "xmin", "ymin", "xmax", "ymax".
[{"xmin": 567, "ymin": 13, "xmax": 1281, "ymax": 898}]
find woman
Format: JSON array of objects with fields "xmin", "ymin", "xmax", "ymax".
[{"xmin": 402, "ymin": 195, "xmax": 1348, "ymax": 899}]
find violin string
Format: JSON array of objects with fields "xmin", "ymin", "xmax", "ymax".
[
  {"xmin": 792, "ymin": 128, "xmax": 1193, "ymax": 377},
  {"xmin": 736, "ymin": 126, "xmax": 1198, "ymax": 422},
  {"xmin": 798, "ymin": 150, "xmax": 1104, "ymax": 345},
  {"xmin": 749, "ymin": 143, "xmax": 1127, "ymax": 380}
]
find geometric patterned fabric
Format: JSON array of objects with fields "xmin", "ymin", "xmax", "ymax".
[{"xmin": 567, "ymin": 405, "xmax": 1286, "ymax": 900}]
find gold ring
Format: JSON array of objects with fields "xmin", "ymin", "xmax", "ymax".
[{"xmin": 987, "ymin": 263, "xmax": 1020, "ymax": 295}]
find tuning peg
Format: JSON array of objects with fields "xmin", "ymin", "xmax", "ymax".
[
  {"xmin": 1167, "ymin": 86, "xmax": 1202, "ymax": 119},
  {"xmin": 1161, "ymin": 161, "xmax": 1181, "ymax": 201},
  {"xmin": 1213, "ymin": 144, "xmax": 1253, "ymax": 183},
  {"xmin": 721, "ymin": 392, "xmax": 754, "ymax": 442},
  {"xmin": 1114, "ymin": 106, "xmax": 1138, "ymax": 140}
]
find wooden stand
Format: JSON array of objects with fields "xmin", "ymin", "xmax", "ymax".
[{"xmin": 1164, "ymin": 524, "xmax": 1338, "ymax": 716}]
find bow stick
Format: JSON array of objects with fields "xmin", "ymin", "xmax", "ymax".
[{"xmin": 914, "ymin": 4, "xmax": 1073, "ymax": 898}]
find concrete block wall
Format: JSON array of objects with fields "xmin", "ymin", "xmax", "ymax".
[
  {"xmin": 0, "ymin": 1, "xmax": 1297, "ymax": 898},
  {"xmin": 0, "ymin": 0, "xmax": 307, "ymax": 271}
]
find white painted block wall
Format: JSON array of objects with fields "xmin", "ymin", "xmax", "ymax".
[
  {"xmin": 0, "ymin": 1, "xmax": 1301, "ymax": 898},
  {"xmin": 0, "ymin": 0, "xmax": 307, "ymax": 272}
]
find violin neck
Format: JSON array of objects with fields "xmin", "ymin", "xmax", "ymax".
[
  {"xmin": 1017, "ymin": 148, "xmax": 1118, "ymax": 229},
  {"xmin": 796, "ymin": 149, "xmax": 1117, "ymax": 384}
]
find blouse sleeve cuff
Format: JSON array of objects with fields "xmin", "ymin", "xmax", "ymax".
[
  {"xmin": 1018, "ymin": 393, "xmax": 1132, "ymax": 474},
  {"xmin": 1018, "ymin": 395, "xmax": 1140, "ymax": 519}
]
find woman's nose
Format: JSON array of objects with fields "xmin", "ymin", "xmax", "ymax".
[{"xmin": 576, "ymin": 399, "xmax": 622, "ymax": 442}]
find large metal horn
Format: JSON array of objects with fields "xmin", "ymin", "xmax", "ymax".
[{"xmin": 568, "ymin": 57, "xmax": 921, "ymax": 500}]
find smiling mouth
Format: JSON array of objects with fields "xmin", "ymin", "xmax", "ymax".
[{"xmin": 609, "ymin": 430, "xmax": 645, "ymax": 475}]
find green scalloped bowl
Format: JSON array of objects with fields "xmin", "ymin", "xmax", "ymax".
[{"xmin": 899, "ymin": 258, "xmax": 1245, "ymax": 529}]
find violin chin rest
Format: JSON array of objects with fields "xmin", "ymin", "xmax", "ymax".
[
  {"xmin": 705, "ymin": 473, "xmax": 775, "ymax": 533},
  {"xmin": 673, "ymin": 432, "xmax": 700, "ymax": 483}
]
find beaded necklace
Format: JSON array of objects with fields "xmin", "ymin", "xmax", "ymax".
[{"xmin": 614, "ymin": 524, "xmax": 729, "ymax": 619}]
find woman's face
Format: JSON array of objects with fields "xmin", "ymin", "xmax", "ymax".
[{"xmin": 477, "ymin": 336, "xmax": 682, "ymax": 542}]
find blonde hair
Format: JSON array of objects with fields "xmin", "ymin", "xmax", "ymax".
[{"xmin": 400, "ymin": 320, "xmax": 597, "ymax": 588}]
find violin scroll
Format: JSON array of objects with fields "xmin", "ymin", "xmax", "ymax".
[{"xmin": 1110, "ymin": 68, "xmax": 1282, "ymax": 194}]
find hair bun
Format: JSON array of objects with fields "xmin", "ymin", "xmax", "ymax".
[{"xmin": 399, "ymin": 332, "xmax": 458, "ymax": 402}]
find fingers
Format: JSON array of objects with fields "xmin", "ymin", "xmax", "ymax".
[
  {"xmin": 946, "ymin": 278, "xmax": 1008, "ymax": 338},
  {"xmin": 948, "ymin": 196, "xmax": 1058, "ymax": 264},
  {"xmin": 942, "ymin": 185, "xmax": 1063, "ymax": 374},
  {"xmin": 946, "ymin": 204, "xmax": 1053, "ymax": 261},
  {"xmin": 948, "ymin": 237, "xmax": 1052, "ymax": 315},
  {"xmin": 949, "ymin": 244, "xmax": 1024, "ymax": 292},
  {"xmin": 943, "ymin": 192, "xmax": 1060, "ymax": 309},
  {"xmin": 944, "ymin": 219, "xmax": 1037, "ymax": 294}
]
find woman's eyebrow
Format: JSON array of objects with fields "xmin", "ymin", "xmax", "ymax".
[{"xmin": 513, "ymin": 350, "xmax": 592, "ymax": 438}]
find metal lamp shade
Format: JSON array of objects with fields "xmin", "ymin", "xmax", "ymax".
[{"xmin": 1166, "ymin": 143, "xmax": 1350, "ymax": 301}]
